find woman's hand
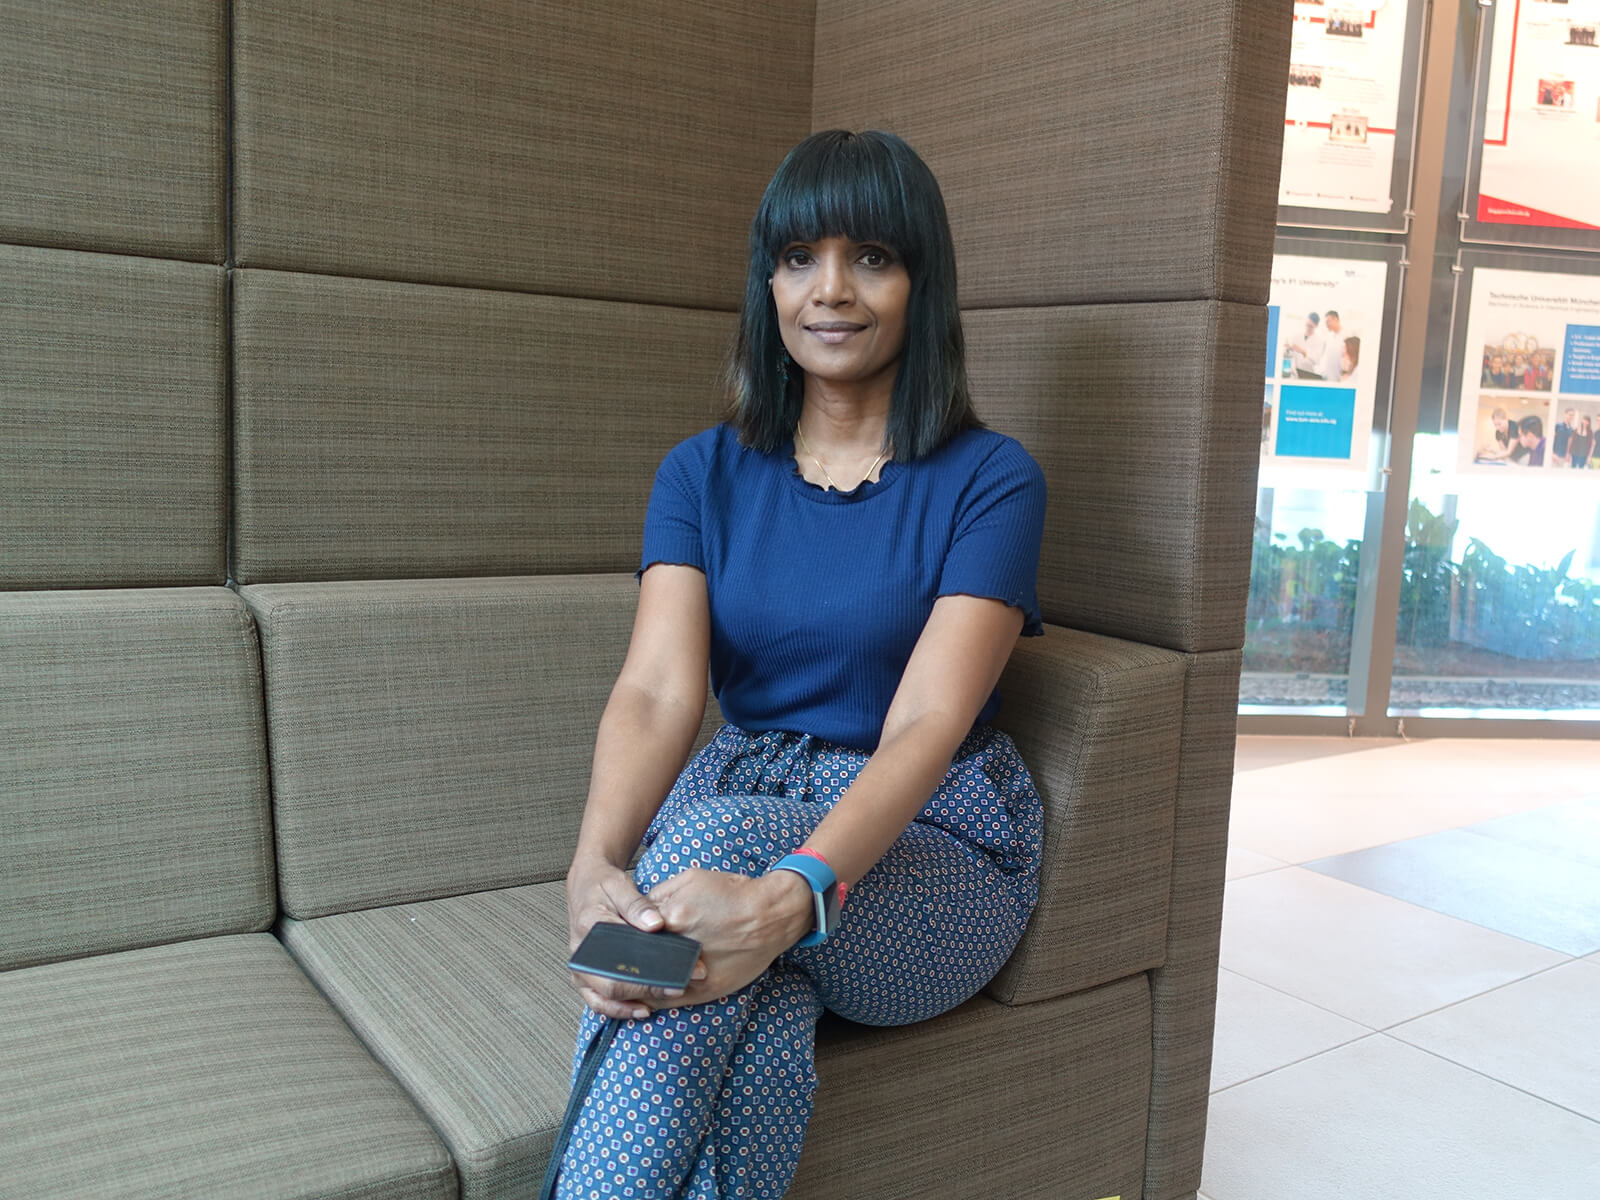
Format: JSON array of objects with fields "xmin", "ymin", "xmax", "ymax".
[
  {"xmin": 566, "ymin": 857, "xmax": 707, "ymax": 1020},
  {"xmin": 646, "ymin": 868, "xmax": 814, "ymax": 1008}
]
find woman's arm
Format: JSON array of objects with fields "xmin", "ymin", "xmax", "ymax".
[
  {"xmin": 650, "ymin": 593, "xmax": 1024, "ymax": 1006},
  {"xmin": 565, "ymin": 562, "xmax": 714, "ymax": 1019},
  {"xmin": 799, "ymin": 594, "xmax": 1025, "ymax": 888}
]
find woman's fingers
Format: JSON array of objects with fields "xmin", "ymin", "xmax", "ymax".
[
  {"xmin": 601, "ymin": 873, "xmax": 665, "ymax": 931},
  {"xmin": 579, "ymin": 986, "xmax": 651, "ymax": 1021}
]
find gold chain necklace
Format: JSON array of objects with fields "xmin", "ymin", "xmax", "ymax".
[{"xmin": 796, "ymin": 424, "xmax": 889, "ymax": 492}]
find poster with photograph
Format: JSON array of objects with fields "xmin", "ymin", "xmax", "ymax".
[
  {"xmin": 1279, "ymin": 0, "xmax": 1412, "ymax": 215},
  {"xmin": 1476, "ymin": 0, "xmax": 1600, "ymax": 231},
  {"xmin": 1263, "ymin": 252, "xmax": 1391, "ymax": 471},
  {"xmin": 1456, "ymin": 266, "xmax": 1600, "ymax": 474}
]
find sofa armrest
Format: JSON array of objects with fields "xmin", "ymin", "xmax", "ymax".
[{"xmin": 986, "ymin": 624, "xmax": 1187, "ymax": 1006}]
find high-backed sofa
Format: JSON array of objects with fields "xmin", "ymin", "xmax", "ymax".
[{"xmin": 0, "ymin": 3, "xmax": 1290, "ymax": 1198}]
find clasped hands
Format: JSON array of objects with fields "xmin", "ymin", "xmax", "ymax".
[{"xmin": 566, "ymin": 859, "xmax": 814, "ymax": 1021}]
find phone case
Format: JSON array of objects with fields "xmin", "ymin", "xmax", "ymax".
[{"xmin": 566, "ymin": 922, "xmax": 701, "ymax": 989}]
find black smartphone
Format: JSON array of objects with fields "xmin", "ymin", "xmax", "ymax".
[{"xmin": 566, "ymin": 922, "xmax": 701, "ymax": 990}]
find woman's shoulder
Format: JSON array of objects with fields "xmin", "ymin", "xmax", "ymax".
[
  {"xmin": 655, "ymin": 422, "xmax": 784, "ymax": 494},
  {"xmin": 929, "ymin": 427, "xmax": 1045, "ymax": 488}
]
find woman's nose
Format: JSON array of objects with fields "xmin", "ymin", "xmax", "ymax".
[{"xmin": 812, "ymin": 254, "xmax": 852, "ymax": 305}]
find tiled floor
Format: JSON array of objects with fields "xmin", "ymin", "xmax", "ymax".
[{"xmin": 1198, "ymin": 736, "xmax": 1600, "ymax": 1200}]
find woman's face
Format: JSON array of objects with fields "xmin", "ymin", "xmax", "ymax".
[{"xmin": 770, "ymin": 235, "xmax": 910, "ymax": 392}]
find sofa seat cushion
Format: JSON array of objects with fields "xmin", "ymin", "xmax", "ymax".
[
  {"xmin": 281, "ymin": 881, "xmax": 1157, "ymax": 1200},
  {"xmin": 280, "ymin": 884, "xmax": 577, "ymax": 1200},
  {"xmin": 0, "ymin": 933, "xmax": 454, "ymax": 1200}
]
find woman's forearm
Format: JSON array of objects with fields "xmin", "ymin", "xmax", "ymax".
[
  {"xmin": 571, "ymin": 679, "xmax": 705, "ymax": 870},
  {"xmin": 800, "ymin": 711, "xmax": 969, "ymax": 888}
]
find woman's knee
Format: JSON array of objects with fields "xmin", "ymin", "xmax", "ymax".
[{"xmin": 635, "ymin": 797, "xmax": 786, "ymax": 890}]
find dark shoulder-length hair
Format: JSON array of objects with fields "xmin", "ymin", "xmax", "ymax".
[{"xmin": 726, "ymin": 129, "xmax": 979, "ymax": 461}]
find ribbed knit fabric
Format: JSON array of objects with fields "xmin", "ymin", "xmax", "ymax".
[{"xmin": 641, "ymin": 423, "xmax": 1046, "ymax": 750}]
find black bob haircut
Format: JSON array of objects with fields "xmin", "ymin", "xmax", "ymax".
[{"xmin": 726, "ymin": 129, "xmax": 980, "ymax": 461}]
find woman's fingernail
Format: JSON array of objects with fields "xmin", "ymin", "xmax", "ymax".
[{"xmin": 633, "ymin": 1008, "xmax": 650, "ymax": 1020}]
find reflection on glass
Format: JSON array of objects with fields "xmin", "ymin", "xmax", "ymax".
[
  {"xmin": 1394, "ymin": 434, "xmax": 1600, "ymax": 716},
  {"xmin": 1242, "ymin": 487, "xmax": 1369, "ymax": 709}
]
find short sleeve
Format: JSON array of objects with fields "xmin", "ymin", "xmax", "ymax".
[
  {"xmin": 639, "ymin": 437, "xmax": 706, "ymax": 575},
  {"xmin": 938, "ymin": 438, "xmax": 1047, "ymax": 636}
]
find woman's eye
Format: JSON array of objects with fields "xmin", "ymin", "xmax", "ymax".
[
  {"xmin": 781, "ymin": 249, "xmax": 811, "ymax": 269},
  {"xmin": 858, "ymin": 247, "xmax": 892, "ymax": 268}
]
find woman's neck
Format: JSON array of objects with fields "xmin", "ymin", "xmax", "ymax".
[{"xmin": 794, "ymin": 378, "xmax": 893, "ymax": 491}]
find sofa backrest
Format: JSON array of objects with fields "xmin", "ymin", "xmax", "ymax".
[
  {"xmin": 0, "ymin": 589, "xmax": 275, "ymax": 970},
  {"xmin": 241, "ymin": 576, "xmax": 722, "ymax": 919}
]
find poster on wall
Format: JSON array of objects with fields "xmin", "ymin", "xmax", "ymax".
[
  {"xmin": 1470, "ymin": 0, "xmax": 1600, "ymax": 243},
  {"xmin": 1455, "ymin": 263, "xmax": 1600, "ymax": 475},
  {"xmin": 1278, "ymin": 0, "xmax": 1419, "ymax": 227},
  {"xmin": 1263, "ymin": 250, "xmax": 1393, "ymax": 473}
]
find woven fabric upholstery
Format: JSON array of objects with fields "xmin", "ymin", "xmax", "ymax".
[
  {"xmin": 1144, "ymin": 649, "xmax": 1243, "ymax": 1200},
  {"xmin": 280, "ymin": 885, "xmax": 576, "ymax": 1200},
  {"xmin": 284, "ymin": 889, "xmax": 1152, "ymax": 1200},
  {"xmin": 231, "ymin": 270, "xmax": 730, "ymax": 584},
  {"xmin": 0, "ymin": 588, "xmax": 274, "ymax": 971},
  {"xmin": 240, "ymin": 576, "xmax": 656, "ymax": 918},
  {"xmin": 0, "ymin": 934, "xmax": 454, "ymax": 1200},
  {"xmin": 232, "ymin": 0, "xmax": 811, "ymax": 305},
  {"xmin": 0, "ymin": 246, "xmax": 226, "ymax": 588},
  {"xmin": 813, "ymin": 0, "xmax": 1290, "ymax": 307},
  {"xmin": 792, "ymin": 976, "xmax": 1151, "ymax": 1200},
  {"xmin": 0, "ymin": 0, "xmax": 224, "ymax": 261},
  {"xmin": 969, "ymin": 301, "xmax": 1265, "ymax": 654},
  {"xmin": 985, "ymin": 625, "xmax": 1185, "ymax": 1006}
]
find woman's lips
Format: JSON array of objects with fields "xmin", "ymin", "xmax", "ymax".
[{"xmin": 806, "ymin": 323, "xmax": 865, "ymax": 344}]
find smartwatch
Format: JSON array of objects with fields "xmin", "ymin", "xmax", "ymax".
[{"xmin": 770, "ymin": 852, "xmax": 841, "ymax": 947}]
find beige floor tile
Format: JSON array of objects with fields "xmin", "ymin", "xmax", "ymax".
[
  {"xmin": 1227, "ymin": 749, "xmax": 1566, "ymax": 863},
  {"xmin": 1233, "ymin": 735, "xmax": 1390, "ymax": 773},
  {"xmin": 1223, "ymin": 844, "xmax": 1286, "ymax": 880},
  {"xmin": 1391, "ymin": 958, "xmax": 1600, "ymax": 1122},
  {"xmin": 1219, "ymin": 868, "xmax": 1564, "ymax": 1028},
  {"xmin": 1202, "ymin": 1035, "xmax": 1600, "ymax": 1200},
  {"xmin": 1209, "ymin": 969, "xmax": 1369, "ymax": 1091}
]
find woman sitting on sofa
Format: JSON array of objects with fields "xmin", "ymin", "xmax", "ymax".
[{"xmin": 555, "ymin": 129, "xmax": 1047, "ymax": 1199}]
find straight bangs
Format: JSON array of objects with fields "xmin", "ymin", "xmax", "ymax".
[{"xmin": 750, "ymin": 133, "xmax": 927, "ymax": 274}]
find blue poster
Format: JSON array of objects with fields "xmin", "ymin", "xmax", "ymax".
[
  {"xmin": 1265, "ymin": 305, "xmax": 1281, "ymax": 379},
  {"xmin": 1276, "ymin": 384, "xmax": 1357, "ymax": 459},
  {"xmin": 1560, "ymin": 325, "xmax": 1600, "ymax": 396}
]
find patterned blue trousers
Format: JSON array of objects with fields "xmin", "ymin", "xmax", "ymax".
[{"xmin": 554, "ymin": 724, "xmax": 1043, "ymax": 1199}]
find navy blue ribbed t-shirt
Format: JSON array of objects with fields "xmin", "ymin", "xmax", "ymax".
[{"xmin": 640, "ymin": 423, "xmax": 1046, "ymax": 750}]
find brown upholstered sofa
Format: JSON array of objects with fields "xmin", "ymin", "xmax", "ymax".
[{"xmin": 0, "ymin": 3, "xmax": 1289, "ymax": 1198}]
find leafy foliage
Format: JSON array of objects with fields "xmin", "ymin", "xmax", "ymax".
[{"xmin": 1244, "ymin": 498, "xmax": 1600, "ymax": 672}]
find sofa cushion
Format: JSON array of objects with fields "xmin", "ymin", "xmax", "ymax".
[
  {"xmin": 970, "ymin": 301, "xmax": 1265, "ymax": 655},
  {"xmin": 0, "ymin": 934, "xmax": 454, "ymax": 1200},
  {"xmin": 988, "ymin": 625, "xmax": 1186, "ymax": 1005},
  {"xmin": 0, "ymin": 588, "xmax": 274, "ymax": 970},
  {"xmin": 279, "ymin": 884, "xmax": 577, "ymax": 1200},
  {"xmin": 281, "ymin": 884, "xmax": 1153, "ymax": 1200},
  {"xmin": 0, "ymin": 0, "xmax": 225, "ymax": 261},
  {"xmin": 0, "ymin": 248, "xmax": 226, "ymax": 589},
  {"xmin": 792, "ymin": 976, "xmax": 1151, "ymax": 1200},
  {"xmin": 232, "ymin": 0, "xmax": 810, "ymax": 304},
  {"xmin": 240, "ymin": 576, "xmax": 645, "ymax": 917},
  {"xmin": 230, "ymin": 269, "xmax": 729, "ymax": 584}
]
